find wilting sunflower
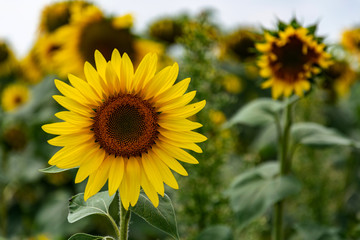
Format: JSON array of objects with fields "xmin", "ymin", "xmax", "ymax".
[
  {"xmin": 256, "ymin": 25, "xmax": 332, "ymax": 99},
  {"xmin": 42, "ymin": 49, "xmax": 206, "ymax": 209},
  {"xmin": 53, "ymin": 9, "xmax": 164, "ymax": 78},
  {"xmin": 1, "ymin": 83, "xmax": 30, "ymax": 112},
  {"xmin": 0, "ymin": 41, "xmax": 17, "ymax": 78}
]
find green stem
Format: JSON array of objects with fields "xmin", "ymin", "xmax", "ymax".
[
  {"xmin": 119, "ymin": 196, "xmax": 131, "ymax": 240},
  {"xmin": 273, "ymin": 101, "xmax": 293, "ymax": 240},
  {"xmin": 108, "ymin": 212, "xmax": 120, "ymax": 240}
]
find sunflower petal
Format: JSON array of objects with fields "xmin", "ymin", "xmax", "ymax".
[
  {"xmin": 108, "ymin": 155, "xmax": 125, "ymax": 196},
  {"xmin": 158, "ymin": 142, "xmax": 199, "ymax": 164},
  {"xmin": 141, "ymin": 154, "xmax": 165, "ymax": 196},
  {"xmin": 75, "ymin": 146, "xmax": 106, "ymax": 183},
  {"xmin": 152, "ymin": 147, "xmax": 188, "ymax": 176},
  {"xmin": 160, "ymin": 129, "xmax": 207, "ymax": 143},
  {"xmin": 126, "ymin": 157, "xmax": 141, "ymax": 206}
]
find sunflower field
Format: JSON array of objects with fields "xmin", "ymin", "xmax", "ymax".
[{"xmin": 1, "ymin": 1, "xmax": 360, "ymax": 240}]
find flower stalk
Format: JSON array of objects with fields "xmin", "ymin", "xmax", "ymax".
[
  {"xmin": 119, "ymin": 196, "xmax": 131, "ymax": 240},
  {"xmin": 273, "ymin": 100, "xmax": 293, "ymax": 240}
]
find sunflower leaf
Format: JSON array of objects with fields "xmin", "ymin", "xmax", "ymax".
[
  {"xmin": 197, "ymin": 225, "xmax": 233, "ymax": 240},
  {"xmin": 131, "ymin": 192, "xmax": 180, "ymax": 240},
  {"xmin": 226, "ymin": 162, "xmax": 301, "ymax": 229},
  {"xmin": 68, "ymin": 191, "xmax": 115, "ymax": 223},
  {"xmin": 291, "ymin": 122, "xmax": 358, "ymax": 148},
  {"xmin": 68, "ymin": 233, "xmax": 106, "ymax": 240},
  {"xmin": 39, "ymin": 165, "xmax": 70, "ymax": 173}
]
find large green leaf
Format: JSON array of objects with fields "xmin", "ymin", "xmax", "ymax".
[
  {"xmin": 68, "ymin": 191, "xmax": 115, "ymax": 223},
  {"xmin": 68, "ymin": 233, "xmax": 106, "ymax": 240},
  {"xmin": 197, "ymin": 225, "xmax": 233, "ymax": 240},
  {"xmin": 227, "ymin": 162, "xmax": 301, "ymax": 229},
  {"xmin": 225, "ymin": 99, "xmax": 282, "ymax": 127},
  {"xmin": 39, "ymin": 165, "xmax": 70, "ymax": 173},
  {"xmin": 294, "ymin": 223, "xmax": 341, "ymax": 240},
  {"xmin": 291, "ymin": 122, "xmax": 357, "ymax": 148},
  {"xmin": 131, "ymin": 192, "xmax": 179, "ymax": 240}
]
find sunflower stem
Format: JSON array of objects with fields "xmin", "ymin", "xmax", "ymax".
[
  {"xmin": 273, "ymin": 100, "xmax": 293, "ymax": 240},
  {"xmin": 119, "ymin": 196, "xmax": 131, "ymax": 240}
]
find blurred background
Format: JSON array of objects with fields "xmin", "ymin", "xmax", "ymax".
[{"xmin": 1, "ymin": 0, "xmax": 360, "ymax": 240}]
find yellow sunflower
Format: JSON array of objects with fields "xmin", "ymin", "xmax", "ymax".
[
  {"xmin": 341, "ymin": 28, "xmax": 360, "ymax": 55},
  {"xmin": 0, "ymin": 41, "xmax": 17, "ymax": 77},
  {"xmin": 221, "ymin": 74, "xmax": 243, "ymax": 94},
  {"xmin": 42, "ymin": 49, "xmax": 206, "ymax": 209},
  {"xmin": 1, "ymin": 83, "xmax": 30, "ymax": 112},
  {"xmin": 53, "ymin": 10, "xmax": 164, "ymax": 78},
  {"xmin": 20, "ymin": 46, "xmax": 44, "ymax": 84},
  {"xmin": 256, "ymin": 26, "xmax": 332, "ymax": 99},
  {"xmin": 38, "ymin": 0, "xmax": 93, "ymax": 34}
]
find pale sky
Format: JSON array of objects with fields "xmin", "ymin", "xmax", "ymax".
[{"xmin": 0, "ymin": 0, "xmax": 359, "ymax": 57}]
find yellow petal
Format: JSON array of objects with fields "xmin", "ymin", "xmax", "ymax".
[
  {"xmin": 158, "ymin": 142, "xmax": 199, "ymax": 164},
  {"xmin": 158, "ymin": 135, "xmax": 203, "ymax": 153},
  {"xmin": 94, "ymin": 50, "xmax": 107, "ymax": 81},
  {"xmin": 140, "ymin": 168, "xmax": 159, "ymax": 207},
  {"xmin": 42, "ymin": 122, "xmax": 80, "ymax": 135},
  {"xmin": 54, "ymin": 80, "xmax": 92, "ymax": 106},
  {"xmin": 48, "ymin": 133, "xmax": 93, "ymax": 146},
  {"xmin": 75, "ymin": 146, "xmax": 106, "ymax": 183},
  {"xmin": 158, "ymin": 118, "xmax": 202, "ymax": 131},
  {"xmin": 160, "ymin": 129, "xmax": 207, "ymax": 143},
  {"xmin": 105, "ymin": 61, "xmax": 120, "ymax": 94},
  {"xmin": 152, "ymin": 146, "xmax": 188, "ymax": 176},
  {"xmin": 55, "ymin": 111, "xmax": 93, "ymax": 126},
  {"xmin": 68, "ymin": 74, "xmax": 101, "ymax": 105},
  {"xmin": 84, "ymin": 62, "xmax": 105, "ymax": 99},
  {"xmin": 154, "ymin": 158, "xmax": 179, "ymax": 189},
  {"xmin": 133, "ymin": 53, "xmax": 157, "ymax": 93},
  {"xmin": 261, "ymin": 79, "xmax": 273, "ymax": 89},
  {"xmin": 126, "ymin": 157, "xmax": 141, "ymax": 206},
  {"xmin": 84, "ymin": 156, "xmax": 112, "ymax": 201},
  {"xmin": 163, "ymin": 100, "xmax": 206, "ymax": 118},
  {"xmin": 141, "ymin": 153, "xmax": 165, "ymax": 196},
  {"xmin": 108, "ymin": 155, "xmax": 125, "ymax": 196},
  {"xmin": 157, "ymin": 91, "xmax": 196, "ymax": 112},
  {"xmin": 154, "ymin": 78, "xmax": 190, "ymax": 104},
  {"xmin": 111, "ymin": 49, "xmax": 122, "ymax": 79},
  {"xmin": 53, "ymin": 95, "xmax": 90, "ymax": 116},
  {"xmin": 120, "ymin": 53, "xmax": 134, "ymax": 93}
]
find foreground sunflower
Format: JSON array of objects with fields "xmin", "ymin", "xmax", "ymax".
[
  {"xmin": 42, "ymin": 49, "xmax": 206, "ymax": 209},
  {"xmin": 256, "ymin": 25, "xmax": 331, "ymax": 99}
]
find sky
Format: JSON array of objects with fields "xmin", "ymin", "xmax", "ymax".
[{"xmin": 0, "ymin": 0, "xmax": 359, "ymax": 57}]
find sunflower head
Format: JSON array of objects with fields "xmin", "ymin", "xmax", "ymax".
[
  {"xmin": 220, "ymin": 28, "xmax": 262, "ymax": 62},
  {"xmin": 221, "ymin": 74, "xmax": 243, "ymax": 94},
  {"xmin": 341, "ymin": 28, "xmax": 360, "ymax": 54},
  {"xmin": 42, "ymin": 49, "xmax": 206, "ymax": 209},
  {"xmin": 1, "ymin": 83, "xmax": 30, "ymax": 112},
  {"xmin": 323, "ymin": 59, "xmax": 357, "ymax": 97},
  {"xmin": 149, "ymin": 18, "xmax": 183, "ymax": 44},
  {"xmin": 0, "ymin": 41, "xmax": 17, "ymax": 77},
  {"xmin": 209, "ymin": 110, "xmax": 226, "ymax": 125},
  {"xmin": 20, "ymin": 46, "xmax": 44, "ymax": 84},
  {"xmin": 256, "ymin": 19, "xmax": 332, "ymax": 99}
]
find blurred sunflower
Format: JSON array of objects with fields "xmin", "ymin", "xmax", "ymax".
[
  {"xmin": 35, "ymin": 33, "xmax": 63, "ymax": 73},
  {"xmin": 323, "ymin": 60, "xmax": 357, "ymax": 97},
  {"xmin": 341, "ymin": 28, "xmax": 360, "ymax": 55},
  {"xmin": 220, "ymin": 28, "xmax": 262, "ymax": 62},
  {"xmin": 0, "ymin": 41, "xmax": 17, "ymax": 78},
  {"xmin": 1, "ymin": 83, "xmax": 30, "ymax": 112},
  {"xmin": 222, "ymin": 74, "xmax": 243, "ymax": 94},
  {"xmin": 209, "ymin": 110, "xmax": 226, "ymax": 125},
  {"xmin": 38, "ymin": 0, "xmax": 92, "ymax": 34},
  {"xmin": 256, "ymin": 25, "xmax": 332, "ymax": 99},
  {"xmin": 42, "ymin": 49, "xmax": 206, "ymax": 209},
  {"xmin": 53, "ymin": 9, "xmax": 164, "ymax": 78},
  {"xmin": 20, "ymin": 46, "xmax": 44, "ymax": 84},
  {"xmin": 149, "ymin": 18, "xmax": 183, "ymax": 44}
]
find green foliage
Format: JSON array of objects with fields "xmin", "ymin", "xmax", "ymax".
[
  {"xmin": 227, "ymin": 162, "xmax": 301, "ymax": 229},
  {"xmin": 40, "ymin": 165, "xmax": 70, "ymax": 173},
  {"xmin": 131, "ymin": 192, "xmax": 179, "ymax": 240},
  {"xmin": 68, "ymin": 233, "xmax": 105, "ymax": 240},
  {"xmin": 68, "ymin": 191, "xmax": 115, "ymax": 223},
  {"xmin": 197, "ymin": 225, "xmax": 233, "ymax": 240}
]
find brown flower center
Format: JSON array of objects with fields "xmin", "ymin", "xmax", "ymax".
[
  {"xmin": 92, "ymin": 94, "xmax": 159, "ymax": 158},
  {"xmin": 270, "ymin": 34, "xmax": 320, "ymax": 82}
]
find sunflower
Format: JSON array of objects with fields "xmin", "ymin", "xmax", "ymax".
[
  {"xmin": 341, "ymin": 28, "xmax": 360, "ymax": 55},
  {"xmin": 256, "ymin": 26, "xmax": 332, "ymax": 99},
  {"xmin": 0, "ymin": 41, "xmax": 17, "ymax": 78},
  {"xmin": 220, "ymin": 28, "xmax": 262, "ymax": 62},
  {"xmin": 221, "ymin": 74, "xmax": 243, "ymax": 94},
  {"xmin": 38, "ymin": 0, "xmax": 93, "ymax": 34},
  {"xmin": 42, "ymin": 49, "xmax": 206, "ymax": 209},
  {"xmin": 20, "ymin": 46, "xmax": 44, "ymax": 84},
  {"xmin": 35, "ymin": 33, "xmax": 63, "ymax": 73},
  {"xmin": 1, "ymin": 83, "xmax": 30, "ymax": 112},
  {"xmin": 53, "ymin": 10, "xmax": 164, "ymax": 78},
  {"xmin": 149, "ymin": 18, "xmax": 183, "ymax": 44}
]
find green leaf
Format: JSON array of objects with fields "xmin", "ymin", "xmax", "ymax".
[
  {"xmin": 39, "ymin": 165, "xmax": 70, "ymax": 173},
  {"xmin": 225, "ymin": 99, "xmax": 282, "ymax": 127},
  {"xmin": 131, "ymin": 192, "xmax": 179, "ymax": 240},
  {"xmin": 227, "ymin": 162, "xmax": 301, "ymax": 229},
  {"xmin": 68, "ymin": 191, "xmax": 115, "ymax": 223},
  {"xmin": 68, "ymin": 233, "xmax": 105, "ymax": 240},
  {"xmin": 294, "ymin": 223, "xmax": 341, "ymax": 240},
  {"xmin": 291, "ymin": 122, "xmax": 357, "ymax": 148},
  {"xmin": 307, "ymin": 24, "xmax": 318, "ymax": 35},
  {"xmin": 197, "ymin": 225, "xmax": 233, "ymax": 240}
]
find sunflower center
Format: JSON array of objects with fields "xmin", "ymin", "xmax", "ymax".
[
  {"xmin": 270, "ymin": 34, "xmax": 320, "ymax": 82},
  {"xmin": 79, "ymin": 20, "xmax": 135, "ymax": 65},
  {"xmin": 93, "ymin": 94, "xmax": 159, "ymax": 158}
]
